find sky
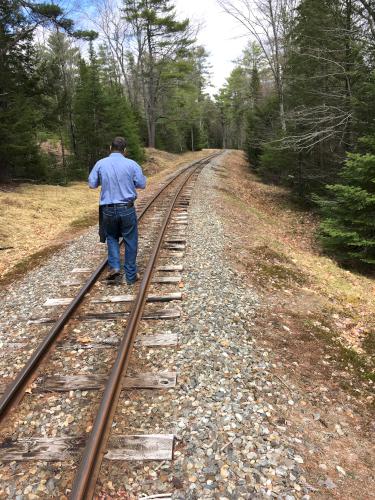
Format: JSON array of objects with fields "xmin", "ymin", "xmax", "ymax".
[
  {"xmin": 50, "ymin": 0, "xmax": 248, "ymax": 94},
  {"xmin": 173, "ymin": 0, "xmax": 247, "ymax": 94}
]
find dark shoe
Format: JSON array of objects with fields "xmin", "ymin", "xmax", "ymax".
[
  {"xmin": 125, "ymin": 272, "xmax": 140, "ymax": 285},
  {"xmin": 105, "ymin": 269, "xmax": 121, "ymax": 282}
]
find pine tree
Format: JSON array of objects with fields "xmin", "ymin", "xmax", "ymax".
[
  {"xmin": 316, "ymin": 137, "xmax": 375, "ymax": 266},
  {"xmin": 123, "ymin": 0, "xmax": 193, "ymax": 147},
  {"xmin": 276, "ymin": 0, "xmax": 361, "ymax": 199},
  {"xmin": 0, "ymin": 0, "xmax": 73, "ymax": 181},
  {"xmin": 104, "ymin": 86, "xmax": 144, "ymax": 163},
  {"xmin": 0, "ymin": 1, "xmax": 42, "ymax": 180},
  {"xmin": 73, "ymin": 46, "xmax": 107, "ymax": 175}
]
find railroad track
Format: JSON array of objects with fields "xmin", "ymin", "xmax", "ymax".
[{"xmin": 0, "ymin": 152, "xmax": 222, "ymax": 499}]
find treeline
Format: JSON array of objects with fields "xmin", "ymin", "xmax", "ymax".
[
  {"xmin": 3, "ymin": 0, "xmax": 375, "ymax": 268},
  {"xmin": 218, "ymin": 0, "xmax": 375, "ymax": 268},
  {"xmin": 0, "ymin": 0, "xmax": 224, "ymax": 184}
]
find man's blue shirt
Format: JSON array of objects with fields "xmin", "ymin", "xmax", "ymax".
[{"xmin": 88, "ymin": 152, "xmax": 146, "ymax": 205}]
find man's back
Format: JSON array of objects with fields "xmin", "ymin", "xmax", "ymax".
[{"xmin": 88, "ymin": 152, "xmax": 146, "ymax": 205}]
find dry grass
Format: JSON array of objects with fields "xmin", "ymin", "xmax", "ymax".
[
  {"xmin": 0, "ymin": 148, "xmax": 216, "ymax": 282},
  {"xmin": 0, "ymin": 183, "xmax": 99, "ymax": 278},
  {"xmin": 221, "ymin": 151, "xmax": 375, "ymax": 358}
]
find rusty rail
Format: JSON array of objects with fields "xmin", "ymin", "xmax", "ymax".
[
  {"xmin": 0, "ymin": 153, "xmax": 218, "ymax": 422},
  {"xmin": 69, "ymin": 160, "xmax": 206, "ymax": 499}
]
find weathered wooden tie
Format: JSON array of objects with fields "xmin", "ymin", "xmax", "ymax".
[
  {"xmin": 44, "ymin": 293, "xmax": 182, "ymax": 307},
  {"xmin": 38, "ymin": 372, "xmax": 177, "ymax": 392},
  {"xmin": 91, "ymin": 292, "xmax": 182, "ymax": 304},
  {"xmin": 58, "ymin": 332, "xmax": 178, "ymax": 351},
  {"xmin": 79, "ymin": 308, "xmax": 181, "ymax": 322},
  {"xmin": 43, "ymin": 298, "xmax": 73, "ymax": 307},
  {"xmin": 28, "ymin": 308, "xmax": 181, "ymax": 325},
  {"xmin": 0, "ymin": 435, "xmax": 174, "ymax": 461},
  {"xmin": 152, "ymin": 276, "xmax": 181, "ymax": 284},
  {"xmin": 157, "ymin": 264, "xmax": 184, "ymax": 271},
  {"xmin": 163, "ymin": 244, "xmax": 186, "ymax": 250}
]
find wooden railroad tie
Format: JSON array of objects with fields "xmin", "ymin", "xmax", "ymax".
[
  {"xmin": 27, "ymin": 308, "xmax": 181, "ymax": 324},
  {"xmin": 0, "ymin": 435, "xmax": 174, "ymax": 462},
  {"xmin": 43, "ymin": 292, "xmax": 182, "ymax": 307},
  {"xmin": 58, "ymin": 332, "xmax": 178, "ymax": 350}
]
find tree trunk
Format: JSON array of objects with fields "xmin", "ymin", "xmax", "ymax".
[
  {"xmin": 344, "ymin": 0, "xmax": 353, "ymax": 150},
  {"xmin": 145, "ymin": 99, "xmax": 156, "ymax": 148},
  {"xmin": 69, "ymin": 110, "xmax": 77, "ymax": 156},
  {"xmin": 149, "ymin": 120, "xmax": 156, "ymax": 148},
  {"xmin": 59, "ymin": 127, "xmax": 67, "ymax": 185},
  {"xmin": 279, "ymin": 90, "xmax": 286, "ymax": 133}
]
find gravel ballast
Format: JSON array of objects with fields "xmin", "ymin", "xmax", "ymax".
[
  {"xmin": 98, "ymin": 155, "xmax": 311, "ymax": 499},
  {"xmin": 171, "ymin": 157, "xmax": 309, "ymax": 499},
  {"xmin": 0, "ymin": 155, "xmax": 312, "ymax": 499}
]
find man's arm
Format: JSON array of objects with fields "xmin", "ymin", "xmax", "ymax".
[
  {"xmin": 88, "ymin": 162, "xmax": 101, "ymax": 189},
  {"xmin": 133, "ymin": 162, "xmax": 146, "ymax": 189}
]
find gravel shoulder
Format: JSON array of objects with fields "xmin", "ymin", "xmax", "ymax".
[{"xmin": 215, "ymin": 151, "xmax": 375, "ymax": 499}]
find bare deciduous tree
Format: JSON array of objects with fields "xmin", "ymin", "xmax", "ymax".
[
  {"xmin": 84, "ymin": 0, "xmax": 141, "ymax": 107},
  {"xmin": 217, "ymin": 0, "xmax": 298, "ymax": 132},
  {"xmin": 123, "ymin": 0, "xmax": 195, "ymax": 148}
]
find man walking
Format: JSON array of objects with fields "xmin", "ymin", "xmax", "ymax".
[{"xmin": 88, "ymin": 137, "xmax": 146, "ymax": 285}]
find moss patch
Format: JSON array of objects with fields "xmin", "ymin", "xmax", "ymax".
[{"xmin": 303, "ymin": 316, "xmax": 375, "ymax": 386}]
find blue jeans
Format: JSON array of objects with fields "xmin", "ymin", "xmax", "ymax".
[{"xmin": 102, "ymin": 205, "xmax": 138, "ymax": 283}]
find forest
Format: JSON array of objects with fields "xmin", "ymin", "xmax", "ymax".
[{"xmin": 1, "ymin": 0, "xmax": 375, "ymax": 268}]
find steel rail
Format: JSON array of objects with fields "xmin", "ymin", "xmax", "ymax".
[
  {"xmin": 69, "ymin": 160, "xmax": 207, "ymax": 500},
  {"xmin": 0, "ymin": 153, "xmax": 218, "ymax": 422}
]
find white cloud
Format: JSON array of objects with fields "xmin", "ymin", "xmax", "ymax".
[{"xmin": 174, "ymin": 0, "xmax": 248, "ymax": 94}]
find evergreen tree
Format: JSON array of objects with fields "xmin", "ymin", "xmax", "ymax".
[
  {"xmin": 155, "ymin": 46, "xmax": 209, "ymax": 152},
  {"xmin": 73, "ymin": 46, "xmax": 108, "ymax": 175},
  {"xmin": 36, "ymin": 32, "xmax": 80, "ymax": 182},
  {"xmin": 0, "ymin": 0, "xmax": 73, "ymax": 180},
  {"xmin": 316, "ymin": 137, "xmax": 375, "ymax": 266},
  {"xmin": 263, "ymin": 0, "xmax": 365, "ymax": 200},
  {"xmin": 73, "ymin": 42, "xmax": 144, "ymax": 176},
  {"xmin": 104, "ymin": 85, "xmax": 144, "ymax": 162},
  {"xmin": 0, "ymin": 1, "xmax": 42, "ymax": 180},
  {"xmin": 123, "ymin": 0, "xmax": 193, "ymax": 147}
]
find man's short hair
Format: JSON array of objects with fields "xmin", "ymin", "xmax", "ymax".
[{"xmin": 111, "ymin": 137, "xmax": 127, "ymax": 151}]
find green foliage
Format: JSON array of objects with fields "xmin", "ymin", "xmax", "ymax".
[
  {"xmin": 316, "ymin": 142, "xmax": 375, "ymax": 266},
  {"xmin": 155, "ymin": 46, "xmax": 211, "ymax": 152},
  {"xmin": 258, "ymin": 143, "xmax": 298, "ymax": 188},
  {"xmin": 123, "ymin": 0, "xmax": 194, "ymax": 147},
  {"xmin": 0, "ymin": 0, "xmax": 41, "ymax": 180},
  {"xmin": 216, "ymin": 42, "xmax": 269, "ymax": 151},
  {"xmin": 73, "ymin": 54, "xmax": 107, "ymax": 174},
  {"xmin": 73, "ymin": 46, "xmax": 144, "ymax": 175},
  {"xmin": 0, "ymin": 0, "xmax": 76, "ymax": 181},
  {"xmin": 1, "ymin": 0, "xmax": 214, "ymax": 182},
  {"xmin": 246, "ymin": 95, "xmax": 280, "ymax": 168},
  {"xmin": 275, "ymin": 0, "xmax": 368, "ymax": 199},
  {"xmin": 104, "ymin": 87, "xmax": 144, "ymax": 163}
]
